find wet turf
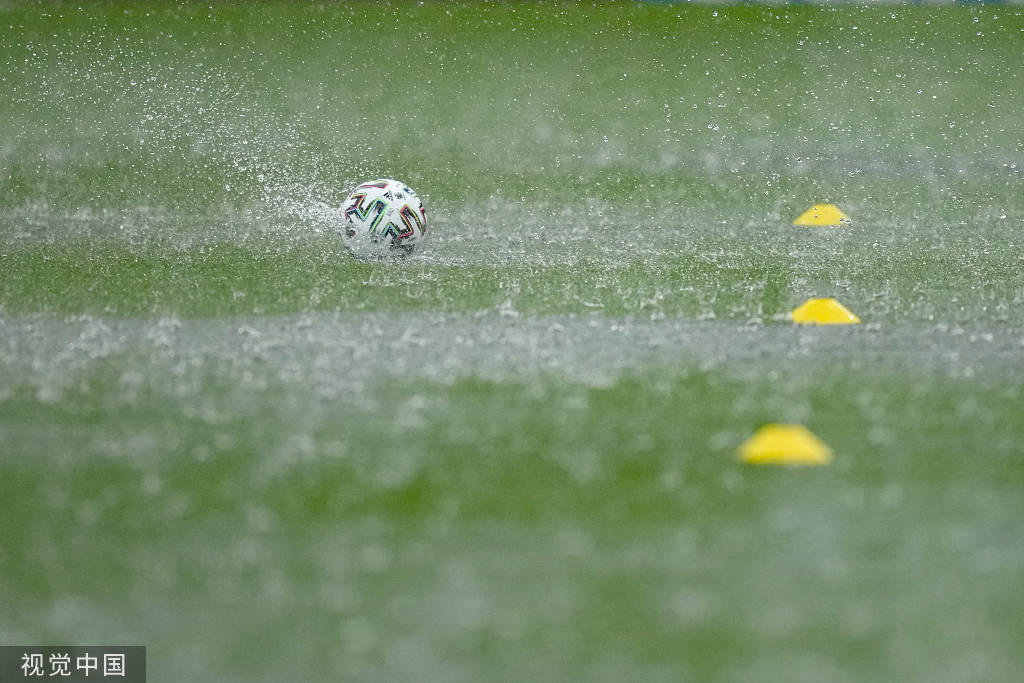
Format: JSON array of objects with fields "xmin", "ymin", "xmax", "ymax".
[{"xmin": 2, "ymin": 2, "xmax": 1024, "ymax": 681}]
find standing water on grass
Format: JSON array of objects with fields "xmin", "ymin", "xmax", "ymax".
[{"xmin": 3, "ymin": 4, "xmax": 1024, "ymax": 682}]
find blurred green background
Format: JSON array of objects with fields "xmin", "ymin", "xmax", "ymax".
[{"xmin": 2, "ymin": 3, "xmax": 1023, "ymax": 681}]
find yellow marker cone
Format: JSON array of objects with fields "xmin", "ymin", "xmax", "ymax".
[
  {"xmin": 738, "ymin": 424, "xmax": 833, "ymax": 466},
  {"xmin": 793, "ymin": 204, "xmax": 849, "ymax": 227},
  {"xmin": 791, "ymin": 298, "xmax": 861, "ymax": 325}
]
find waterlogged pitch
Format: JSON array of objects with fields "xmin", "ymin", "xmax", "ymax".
[{"xmin": 2, "ymin": 3, "xmax": 1024, "ymax": 681}]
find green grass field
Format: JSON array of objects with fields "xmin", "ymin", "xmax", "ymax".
[{"xmin": 2, "ymin": 2, "xmax": 1024, "ymax": 681}]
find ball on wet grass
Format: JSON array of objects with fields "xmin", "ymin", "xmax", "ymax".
[{"xmin": 341, "ymin": 178, "xmax": 427, "ymax": 258}]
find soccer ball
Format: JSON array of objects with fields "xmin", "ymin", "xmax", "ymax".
[{"xmin": 340, "ymin": 178, "xmax": 427, "ymax": 257}]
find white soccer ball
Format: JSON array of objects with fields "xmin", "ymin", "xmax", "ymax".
[{"xmin": 340, "ymin": 178, "xmax": 427, "ymax": 257}]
